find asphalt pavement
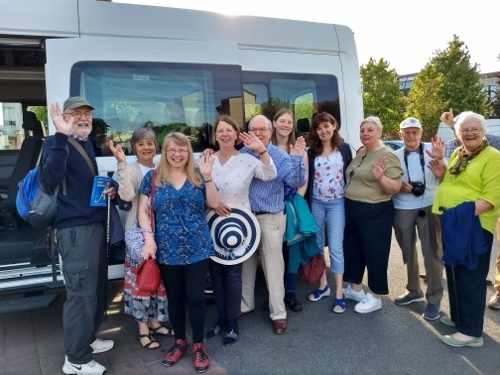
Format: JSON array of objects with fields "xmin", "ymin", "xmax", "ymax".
[{"xmin": 1, "ymin": 232, "xmax": 499, "ymax": 375}]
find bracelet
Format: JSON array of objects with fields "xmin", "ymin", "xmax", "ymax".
[
  {"xmin": 140, "ymin": 228, "xmax": 153, "ymax": 234},
  {"xmin": 204, "ymin": 179, "xmax": 213, "ymax": 183},
  {"xmin": 259, "ymin": 149, "xmax": 267, "ymax": 155}
]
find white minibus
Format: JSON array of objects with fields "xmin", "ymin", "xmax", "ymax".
[{"xmin": 0, "ymin": 0, "xmax": 363, "ymax": 310}]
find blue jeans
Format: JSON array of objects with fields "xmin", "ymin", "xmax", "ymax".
[{"xmin": 311, "ymin": 197, "xmax": 345, "ymax": 274}]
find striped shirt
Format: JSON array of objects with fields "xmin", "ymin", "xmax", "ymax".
[{"xmin": 240, "ymin": 142, "xmax": 306, "ymax": 213}]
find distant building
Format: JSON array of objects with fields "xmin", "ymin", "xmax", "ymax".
[
  {"xmin": 398, "ymin": 71, "xmax": 500, "ymax": 101},
  {"xmin": 398, "ymin": 71, "xmax": 500, "ymax": 141}
]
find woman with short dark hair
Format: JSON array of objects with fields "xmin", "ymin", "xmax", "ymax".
[{"xmin": 109, "ymin": 127, "xmax": 171, "ymax": 350}]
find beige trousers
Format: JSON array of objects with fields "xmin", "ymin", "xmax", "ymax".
[{"xmin": 241, "ymin": 212, "xmax": 287, "ymax": 321}]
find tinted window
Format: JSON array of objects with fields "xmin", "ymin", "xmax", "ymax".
[
  {"xmin": 70, "ymin": 62, "xmax": 243, "ymax": 154},
  {"xmin": 243, "ymin": 72, "xmax": 339, "ymax": 139}
]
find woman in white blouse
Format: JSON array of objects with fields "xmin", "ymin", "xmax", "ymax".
[
  {"xmin": 109, "ymin": 128, "xmax": 171, "ymax": 350},
  {"xmin": 206, "ymin": 115, "xmax": 277, "ymax": 345}
]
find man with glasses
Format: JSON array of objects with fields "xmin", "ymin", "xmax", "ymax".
[
  {"xmin": 240, "ymin": 115, "xmax": 306, "ymax": 334},
  {"xmin": 392, "ymin": 117, "xmax": 445, "ymax": 321},
  {"xmin": 43, "ymin": 97, "xmax": 116, "ymax": 375}
]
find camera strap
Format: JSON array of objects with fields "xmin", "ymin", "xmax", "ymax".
[{"xmin": 403, "ymin": 142, "xmax": 426, "ymax": 186}]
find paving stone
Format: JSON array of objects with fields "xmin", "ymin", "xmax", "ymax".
[{"xmin": 4, "ymin": 352, "xmax": 41, "ymax": 375}]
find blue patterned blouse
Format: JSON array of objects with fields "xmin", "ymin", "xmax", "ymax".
[{"xmin": 139, "ymin": 171, "xmax": 215, "ymax": 265}]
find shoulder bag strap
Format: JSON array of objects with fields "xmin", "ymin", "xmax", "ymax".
[
  {"xmin": 67, "ymin": 137, "xmax": 96, "ymax": 176},
  {"xmin": 150, "ymin": 170, "xmax": 157, "ymax": 230}
]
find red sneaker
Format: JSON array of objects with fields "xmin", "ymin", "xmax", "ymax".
[
  {"xmin": 163, "ymin": 338, "xmax": 187, "ymax": 367},
  {"xmin": 192, "ymin": 342, "xmax": 210, "ymax": 373}
]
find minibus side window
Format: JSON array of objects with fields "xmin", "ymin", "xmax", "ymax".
[
  {"xmin": 242, "ymin": 72, "xmax": 339, "ymax": 142},
  {"xmin": 70, "ymin": 62, "xmax": 243, "ymax": 153}
]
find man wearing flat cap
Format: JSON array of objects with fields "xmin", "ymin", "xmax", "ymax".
[
  {"xmin": 43, "ymin": 97, "xmax": 116, "ymax": 375},
  {"xmin": 392, "ymin": 117, "xmax": 445, "ymax": 321}
]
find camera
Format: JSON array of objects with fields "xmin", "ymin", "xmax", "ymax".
[{"xmin": 410, "ymin": 181, "xmax": 426, "ymax": 197}]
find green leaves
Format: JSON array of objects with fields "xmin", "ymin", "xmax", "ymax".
[
  {"xmin": 405, "ymin": 67, "xmax": 447, "ymax": 140},
  {"xmin": 361, "ymin": 36, "xmax": 492, "ymax": 141},
  {"xmin": 406, "ymin": 35, "xmax": 488, "ymax": 138},
  {"xmin": 360, "ymin": 58, "xmax": 406, "ymax": 139}
]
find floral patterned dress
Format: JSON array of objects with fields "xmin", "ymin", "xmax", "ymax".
[
  {"xmin": 138, "ymin": 171, "xmax": 215, "ymax": 265},
  {"xmin": 123, "ymin": 164, "xmax": 168, "ymax": 323}
]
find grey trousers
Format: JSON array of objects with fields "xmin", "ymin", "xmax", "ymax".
[
  {"xmin": 393, "ymin": 206, "xmax": 444, "ymax": 305},
  {"xmin": 55, "ymin": 222, "xmax": 107, "ymax": 364}
]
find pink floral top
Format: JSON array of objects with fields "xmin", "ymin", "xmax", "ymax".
[{"xmin": 313, "ymin": 151, "xmax": 345, "ymax": 202}]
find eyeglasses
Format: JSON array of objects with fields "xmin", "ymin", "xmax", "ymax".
[
  {"xmin": 166, "ymin": 149, "xmax": 188, "ymax": 155},
  {"xmin": 402, "ymin": 131, "xmax": 421, "ymax": 137},
  {"xmin": 249, "ymin": 128, "xmax": 270, "ymax": 134},
  {"xmin": 64, "ymin": 111, "xmax": 93, "ymax": 119},
  {"xmin": 460, "ymin": 128, "xmax": 482, "ymax": 135}
]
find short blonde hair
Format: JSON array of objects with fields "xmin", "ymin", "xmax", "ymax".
[{"xmin": 361, "ymin": 116, "xmax": 383, "ymax": 131}]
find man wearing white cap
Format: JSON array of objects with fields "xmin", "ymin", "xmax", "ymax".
[{"xmin": 392, "ymin": 117, "xmax": 446, "ymax": 320}]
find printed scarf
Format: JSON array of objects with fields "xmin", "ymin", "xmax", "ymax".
[{"xmin": 448, "ymin": 139, "xmax": 489, "ymax": 176}]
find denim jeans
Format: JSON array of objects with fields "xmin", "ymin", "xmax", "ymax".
[
  {"xmin": 283, "ymin": 242, "xmax": 297, "ymax": 292},
  {"xmin": 311, "ymin": 197, "xmax": 345, "ymax": 274}
]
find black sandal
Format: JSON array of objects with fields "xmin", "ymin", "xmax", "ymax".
[
  {"xmin": 139, "ymin": 333, "xmax": 160, "ymax": 349},
  {"xmin": 149, "ymin": 324, "xmax": 174, "ymax": 337}
]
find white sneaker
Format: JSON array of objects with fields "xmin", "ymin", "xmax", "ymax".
[
  {"xmin": 354, "ymin": 293, "xmax": 382, "ymax": 314},
  {"xmin": 91, "ymin": 338, "xmax": 114, "ymax": 354},
  {"xmin": 62, "ymin": 357, "xmax": 106, "ymax": 375},
  {"xmin": 342, "ymin": 285, "xmax": 366, "ymax": 302}
]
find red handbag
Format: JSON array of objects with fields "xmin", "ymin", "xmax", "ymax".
[
  {"xmin": 135, "ymin": 170, "xmax": 161, "ymax": 292},
  {"xmin": 136, "ymin": 257, "xmax": 161, "ymax": 292},
  {"xmin": 300, "ymin": 253, "xmax": 326, "ymax": 284}
]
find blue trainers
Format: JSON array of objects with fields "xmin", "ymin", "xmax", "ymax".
[{"xmin": 308, "ymin": 286, "xmax": 331, "ymax": 302}]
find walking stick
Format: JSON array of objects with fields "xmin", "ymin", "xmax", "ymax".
[{"xmin": 104, "ymin": 182, "xmax": 111, "ymax": 321}]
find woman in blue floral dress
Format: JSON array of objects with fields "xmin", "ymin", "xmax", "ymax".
[{"xmin": 137, "ymin": 132, "xmax": 219, "ymax": 373}]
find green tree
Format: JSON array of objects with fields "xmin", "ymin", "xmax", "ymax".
[
  {"xmin": 360, "ymin": 58, "xmax": 406, "ymax": 139},
  {"xmin": 424, "ymin": 35, "xmax": 488, "ymax": 116},
  {"xmin": 27, "ymin": 106, "xmax": 48, "ymax": 135},
  {"xmin": 405, "ymin": 67, "xmax": 447, "ymax": 140}
]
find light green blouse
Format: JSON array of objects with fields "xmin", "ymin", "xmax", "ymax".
[{"xmin": 432, "ymin": 146, "xmax": 500, "ymax": 233}]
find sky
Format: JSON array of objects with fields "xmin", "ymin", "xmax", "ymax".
[{"xmin": 115, "ymin": 0, "xmax": 499, "ymax": 75}]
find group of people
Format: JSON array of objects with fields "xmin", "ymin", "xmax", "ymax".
[{"xmin": 45, "ymin": 96, "xmax": 500, "ymax": 375}]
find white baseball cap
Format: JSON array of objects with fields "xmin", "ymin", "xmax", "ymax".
[{"xmin": 400, "ymin": 117, "xmax": 422, "ymax": 130}]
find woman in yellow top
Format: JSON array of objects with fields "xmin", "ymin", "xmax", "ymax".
[
  {"xmin": 343, "ymin": 116, "xmax": 403, "ymax": 313},
  {"xmin": 430, "ymin": 111, "xmax": 500, "ymax": 347}
]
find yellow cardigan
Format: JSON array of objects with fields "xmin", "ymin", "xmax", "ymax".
[{"xmin": 432, "ymin": 146, "xmax": 500, "ymax": 233}]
